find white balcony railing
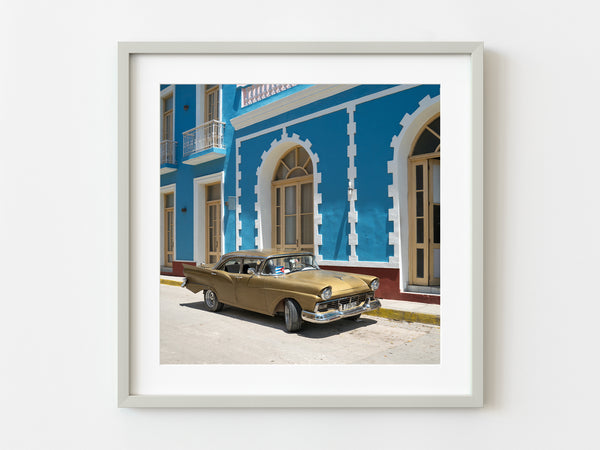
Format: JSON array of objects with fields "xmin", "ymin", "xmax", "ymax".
[
  {"xmin": 161, "ymin": 140, "xmax": 177, "ymax": 165},
  {"xmin": 182, "ymin": 120, "xmax": 225, "ymax": 158},
  {"xmin": 240, "ymin": 84, "xmax": 296, "ymax": 107}
]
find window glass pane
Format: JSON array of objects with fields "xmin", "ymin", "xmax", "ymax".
[
  {"xmin": 287, "ymin": 168, "xmax": 307, "ymax": 178},
  {"xmin": 417, "ymin": 218, "xmax": 424, "ymax": 243},
  {"xmin": 222, "ymin": 259, "xmax": 241, "ymax": 273},
  {"xmin": 163, "ymin": 95, "xmax": 173, "ymax": 111},
  {"xmin": 285, "ymin": 217, "xmax": 296, "ymax": 245},
  {"xmin": 241, "ymin": 258, "xmax": 262, "ymax": 274},
  {"xmin": 283, "ymin": 149, "xmax": 296, "ymax": 169},
  {"xmin": 428, "ymin": 117, "xmax": 440, "ymax": 135},
  {"xmin": 297, "ymin": 147, "xmax": 309, "ymax": 167},
  {"xmin": 206, "ymin": 184, "xmax": 221, "ymax": 201},
  {"xmin": 276, "ymin": 187, "xmax": 281, "ymax": 206},
  {"xmin": 432, "ymin": 162, "xmax": 440, "ymax": 203},
  {"xmin": 301, "ymin": 183, "xmax": 312, "ymax": 213},
  {"xmin": 208, "ymin": 227, "xmax": 214, "ymax": 251},
  {"xmin": 285, "ymin": 186, "xmax": 296, "ymax": 214},
  {"xmin": 413, "ymin": 129, "xmax": 439, "ymax": 155},
  {"xmin": 165, "ymin": 193, "xmax": 174, "ymax": 208},
  {"xmin": 276, "ymin": 225, "xmax": 281, "ymax": 245},
  {"xmin": 433, "ymin": 249, "xmax": 441, "ymax": 279},
  {"xmin": 305, "ymin": 163, "xmax": 313, "ymax": 174},
  {"xmin": 416, "ymin": 165, "xmax": 423, "ymax": 190},
  {"xmin": 416, "ymin": 249, "xmax": 424, "ymax": 278},
  {"xmin": 433, "ymin": 204, "xmax": 440, "ymax": 244},
  {"xmin": 301, "ymin": 215, "xmax": 313, "ymax": 244},
  {"xmin": 275, "ymin": 163, "xmax": 288, "ymax": 180},
  {"xmin": 416, "ymin": 191, "xmax": 423, "ymax": 217}
]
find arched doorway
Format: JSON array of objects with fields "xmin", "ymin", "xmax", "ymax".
[
  {"xmin": 408, "ymin": 114, "xmax": 440, "ymax": 286},
  {"xmin": 271, "ymin": 145, "xmax": 314, "ymax": 252}
]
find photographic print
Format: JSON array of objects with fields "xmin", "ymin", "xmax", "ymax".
[{"xmin": 159, "ymin": 83, "xmax": 441, "ymax": 365}]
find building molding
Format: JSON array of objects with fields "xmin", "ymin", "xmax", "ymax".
[
  {"xmin": 235, "ymin": 140, "xmax": 242, "ymax": 250},
  {"xmin": 236, "ymin": 84, "xmax": 418, "ymax": 143},
  {"xmin": 388, "ymin": 94, "xmax": 440, "ymax": 290},
  {"xmin": 192, "ymin": 172, "xmax": 225, "ymax": 264},
  {"xmin": 160, "ymin": 183, "xmax": 176, "ymax": 267},
  {"xmin": 251, "ymin": 129, "xmax": 322, "ymax": 259},
  {"xmin": 230, "ymin": 85, "xmax": 358, "ymax": 130},
  {"xmin": 346, "ymin": 105, "xmax": 358, "ymax": 262}
]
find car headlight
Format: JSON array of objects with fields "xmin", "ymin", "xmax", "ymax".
[
  {"xmin": 370, "ymin": 279, "xmax": 380, "ymax": 291},
  {"xmin": 321, "ymin": 287, "xmax": 332, "ymax": 300}
]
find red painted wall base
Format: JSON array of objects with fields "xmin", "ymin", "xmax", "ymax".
[
  {"xmin": 162, "ymin": 261, "xmax": 197, "ymax": 277},
  {"xmin": 319, "ymin": 265, "xmax": 440, "ymax": 305}
]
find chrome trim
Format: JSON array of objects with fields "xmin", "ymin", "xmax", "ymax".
[{"xmin": 302, "ymin": 299, "xmax": 381, "ymax": 324}]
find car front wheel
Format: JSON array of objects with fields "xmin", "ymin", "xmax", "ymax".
[
  {"xmin": 284, "ymin": 299, "xmax": 302, "ymax": 332},
  {"xmin": 204, "ymin": 289, "xmax": 224, "ymax": 312}
]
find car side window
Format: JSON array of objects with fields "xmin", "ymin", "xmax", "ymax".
[
  {"xmin": 220, "ymin": 258, "xmax": 242, "ymax": 273},
  {"xmin": 241, "ymin": 258, "xmax": 262, "ymax": 274}
]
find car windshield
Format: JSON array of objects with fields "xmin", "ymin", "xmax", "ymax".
[{"xmin": 262, "ymin": 255, "xmax": 318, "ymax": 275}]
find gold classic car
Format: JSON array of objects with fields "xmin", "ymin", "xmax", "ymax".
[{"xmin": 182, "ymin": 249, "xmax": 382, "ymax": 332}]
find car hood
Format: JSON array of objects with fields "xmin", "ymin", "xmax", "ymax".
[{"xmin": 286, "ymin": 269, "xmax": 370, "ymax": 295}]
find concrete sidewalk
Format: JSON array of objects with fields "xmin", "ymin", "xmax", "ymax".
[{"xmin": 160, "ymin": 276, "xmax": 440, "ymax": 326}]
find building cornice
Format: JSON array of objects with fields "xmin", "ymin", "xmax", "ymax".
[{"xmin": 230, "ymin": 84, "xmax": 358, "ymax": 130}]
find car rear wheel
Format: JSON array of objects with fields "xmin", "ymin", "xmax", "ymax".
[
  {"xmin": 204, "ymin": 289, "xmax": 224, "ymax": 312},
  {"xmin": 284, "ymin": 299, "xmax": 302, "ymax": 332}
]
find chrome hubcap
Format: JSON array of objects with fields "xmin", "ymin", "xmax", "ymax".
[{"xmin": 206, "ymin": 291, "xmax": 215, "ymax": 307}]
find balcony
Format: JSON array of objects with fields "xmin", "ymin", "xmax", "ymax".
[
  {"xmin": 240, "ymin": 84, "xmax": 297, "ymax": 107},
  {"xmin": 182, "ymin": 120, "xmax": 226, "ymax": 165},
  {"xmin": 160, "ymin": 140, "xmax": 177, "ymax": 174}
]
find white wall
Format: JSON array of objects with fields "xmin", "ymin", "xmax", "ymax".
[{"xmin": 1, "ymin": 1, "xmax": 597, "ymax": 449}]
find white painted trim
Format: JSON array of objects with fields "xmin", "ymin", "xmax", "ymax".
[
  {"xmin": 160, "ymin": 84, "xmax": 174, "ymax": 96},
  {"xmin": 319, "ymin": 260, "xmax": 399, "ymax": 269},
  {"xmin": 388, "ymin": 94, "xmax": 440, "ymax": 291},
  {"xmin": 192, "ymin": 172, "xmax": 224, "ymax": 264},
  {"xmin": 160, "ymin": 85, "xmax": 175, "ymax": 148},
  {"xmin": 230, "ymin": 85, "xmax": 358, "ymax": 130},
  {"xmin": 236, "ymin": 84, "xmax": 418, "ymax": 143},
  {"xmin": 160, "ymin": 183, "xmax": 176, "ymax": 267},
  {"xmin": 235, "ymin": 140, "xmax": 242, "ymax": 250},
  {"xmin": 195, "ymin": 84, "xmax": 204, "ymax": 127},
  {"xmin": 251, "ymin": 131, "xmax": 322, "ymax": 258},
  {"xmin": 346, "ymin": 105, "xmax": 358, "ymax": 262}
]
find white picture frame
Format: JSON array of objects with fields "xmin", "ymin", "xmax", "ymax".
[{"xmin": 118, "ymin": 42, "xmax": 483, "ymax": 407}]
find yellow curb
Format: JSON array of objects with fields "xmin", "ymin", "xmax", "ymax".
[
  {"xmin": 160, "ymin": 279, "xmax": 184, "ymax": 287},
  {"xmin": 365, "ymin": 308, "xmax": 440, "ymax": 326}
]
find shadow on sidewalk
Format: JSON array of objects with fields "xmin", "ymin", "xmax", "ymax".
[{"xmin": 179, "ymin": 301, "xmax": 377, "ymax": 338}]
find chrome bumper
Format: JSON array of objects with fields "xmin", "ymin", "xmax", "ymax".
[{"xmin": 301, "ymin": 299, "xmax": 382, "ymax": 324}]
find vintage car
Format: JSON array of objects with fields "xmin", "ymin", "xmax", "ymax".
[{"xmin": 182, "ymin": 249, "xmax": 382, "ymax": 332}]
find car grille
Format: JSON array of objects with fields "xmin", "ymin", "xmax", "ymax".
[{"xmin": 316, "ymin": 292, "xmax": 373, "ymax": 312}]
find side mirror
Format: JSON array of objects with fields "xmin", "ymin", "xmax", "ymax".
[{"xmin": 248, "ymin": 267, "xmax": 256, "ymax": 275}]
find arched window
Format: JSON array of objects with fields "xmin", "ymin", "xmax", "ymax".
[
  {"xmin": 408, "ymin": 115, "xmax": 440, "ymax": 287},
  {"xmin": 271, "ymin": 146, "xmax": 314, "ymax": 252}
]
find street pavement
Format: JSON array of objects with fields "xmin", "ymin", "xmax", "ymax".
[{"xmin": 160, "ymin": 284, "xmax": 440, "ymax": 365}]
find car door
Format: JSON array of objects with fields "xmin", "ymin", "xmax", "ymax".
[
  {"xmin": 234, "ymin": 258, "xmax": 267, "ymax": 313},
  {"xmin": 211, "ymin": 257, "xmax": 243, "ymax": 305}
]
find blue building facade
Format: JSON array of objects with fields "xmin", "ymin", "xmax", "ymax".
[{"xmin": 160, "ymin": 84, "xmax": 441, "ymax": 302}]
